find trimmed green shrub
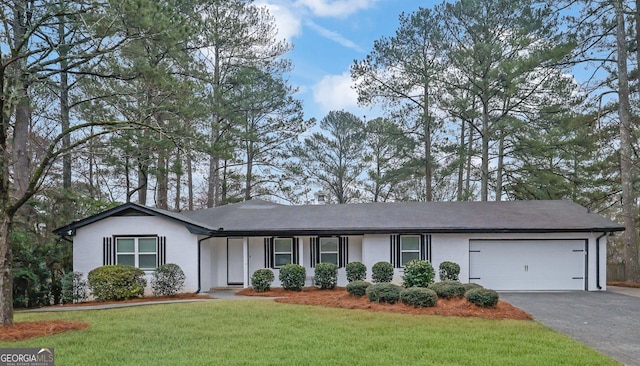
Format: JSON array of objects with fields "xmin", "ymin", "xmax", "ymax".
[
  {"xmin": 279, "ymin": 264, "xmax": 306, "ymax": 291},
  {"xmin": 345, "ymin": 261, "xmax": 367, "ymax": 282},
  {"xmin": 466, "ymin": 288, "xmax": 499, "ymax": 307},
  {"xmin": 428, "ymin": 280, "xmax": 466, "ymax": 299},
  {"xmin": 371, "ymin": 261, "xmax": 394, "ymax": 283},
  {"xmin": 400, "ymin": 287, "xmax": 438, "ymax": 308},
  {"xmin": 463, "ymin": 283, "xmax": 483, "ymax": 293},
  {"xmin": 87, "ymin": 265, "xmax": 147, "ymax": 302},
  {"xmin": 439, "ymin": 261, "xmax": 461, "ymax": 281},
  {"xmin": 346, "ymin": 280, "xmax": 371, "ymax": 297},
  {"xmin": 61, "ymin": 271, "xmax": 88, "ymax": 304},
  {"xmin": 402, "ymin": 259, "xmax": 435, "ymax": 288},
  {"xmin": 366, "ymin": 283, "xmax": 401, "ymax": 304},
  {"xmin": 315, "ymin": 262, "xmax": 338, "ymax": 289},
  {"xmin": 251, "ymin": 269, "xmax": 275, "ymax": 292},
  {"xmin": 151, "ymin": 263, "xmax": 186, "ymax": 297}
]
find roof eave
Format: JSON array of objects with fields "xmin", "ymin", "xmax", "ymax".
[
  {"xmin": 52, "ymin": 202, "xmax": 212, "ymax": 236},
  {"xmin": 209, "ymin": 226, "xmax": 625, "ymax": 237}
]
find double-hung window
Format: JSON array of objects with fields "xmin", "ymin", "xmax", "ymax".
[
  {"xmin": 319, "ymin": 237, "xmax": 339, "ymax": 265},
  {"xmin": 273, "ymin": 238, "xmax": 293, "ymax": 267},
  {"xmin": 116, "ymin": 237, "xmax": 158, "ymax": 270},
  {"xmin": 400, "ymin": 235, "xmax": 421, "ymax": 267}
]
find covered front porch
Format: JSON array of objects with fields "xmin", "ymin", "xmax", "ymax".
[{"xmin": 198, "ymin": 235, "xmax": 364, "ymax": 290}]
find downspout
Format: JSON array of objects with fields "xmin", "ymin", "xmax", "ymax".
[
  {"xmin": 595, "ymin": 232, "xmax": 607, "ymax": 290},
  {"xmin": 196, "ymin": 234, "xmax": 216, "ymax": 294}
]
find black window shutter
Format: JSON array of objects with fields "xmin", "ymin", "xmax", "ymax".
[
  {"xmin": 310, "ymin": 237, "xmax": 318, "ymax": 268},
  {"xmin": 293, "ymin": 238, "xmax": 299, "ymax": 264},
  {"xmin": 103, "ymin": 237, "xmax": 113, "ymax": 265},
  {"xmin": 264, "ymin": 238, "xmax": 274, "ymax": 268},
  {"xmin": 390, "ymin": 235, "xmax": 401, "ymax": 268},
  {"xmin": 339, "ymin": 237, "xmax": 348, "ymax": 268},
  {"xmin": 420, "ymin": 235, "xmax": 431, "ymax": 261},
  {"xmin": 157, "ymin": 236, "xmax": 167, "ymax": 267}
]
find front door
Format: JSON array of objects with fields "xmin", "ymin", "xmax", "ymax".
[{"xmin": 227, "ymin": 238, "xmax": 244, "ymax": 285}]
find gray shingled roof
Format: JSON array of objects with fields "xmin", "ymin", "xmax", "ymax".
[
  {"xmin": 180, "ymin": 199, "xmax": 624, "ymax": 236},
  {"xmin": 55, "ymin": 199, "xmax": 624, "ymax": 237},
  {"xmin": 53, "ymin": 202, "xmax": 215, "ymax": 235}
]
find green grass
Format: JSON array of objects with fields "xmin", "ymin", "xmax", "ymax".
[{"xmin": 5, "ymin": 301, "xmax": 619, "ymax": 365}]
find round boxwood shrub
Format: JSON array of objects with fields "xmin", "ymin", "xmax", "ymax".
[
  {"xmin": 428, "ymin": 280, "xmax": 466, "ymax": 299},
  {"xmin": 366, "ymin": 283, "xmax": 401, "ymax": 304},
  {"xmin": 251, "ymin": 269, "xmax": 275, "ymax": 292},
  {"xmin": 345, "ymin": 261, "xmax": 367, "ymax": 282},
  {"xmin": 402, "ymin": 259, "xmax": 435, "ymax": 288},
  {"xmin": 346, "ymin": 280, "xmax": 371, "ymax": 297},
  {"xmin": 88, "ymin": 265, "xmax": 147, "ymax": 302},
  {"xmin": 466, "ymin": 288, "xmax": 499, "ymax": 307},
  {"xmin": 61, "ymin": 271, "xmax": 88, "ymax": 304},
  {"xmin": 439, "ymin": 261, "xmax": 461, "ymax": 281},
  {"xmin": 151, "ymin": 263, "xmax": 186, "ymax": 297},
  {"xmin": 462, "ymin": 282, "xmax": 483, "ymax": 293},
  {"xmin": 400, "ymin": 287, "xmax": 438, "ymax": 308},
  {"xmin": 315, "ymin": 262, "xmax": 338, "ymax": 289},
  {"xmin": 279, "ymin": 264, "xmax": 306, "ymax": 291},
  {"xmin": 371, "ymin": 261, "xmax": 394, "ymax": 283}
]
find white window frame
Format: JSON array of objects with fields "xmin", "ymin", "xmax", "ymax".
[
  {"xmin": 319, "ymin": 237, "xmax": 339, "ymax": 265},
  {"xmin": 273, "ymin": 237, "xmax": 293, "ymax": 268},
  {"xmin": 400, "ymin": 235, "xmax": 421, "ymax": 267},
  {"xmin": 115, "ymin": 236, "xmax": 158, "ymax": 270}
]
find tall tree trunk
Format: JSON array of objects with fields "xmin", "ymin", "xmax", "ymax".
[
  {"xmin": 0, "ymin": 62, "xmax": 13, "ymax": 322},
  {"xmin": 465, "ymin": 121, "xmax": 474, "ymax": 199},
  {"xmin": 187, "ymin": 155, "xmax": 193, "ymax": 211},
  {"xmin": 0, "ymin": 213, "xmax": 14, "ymax": 325},
  {"xmin": 138, "ymin": 162, "xmax": 148, "ymax": 205},
  {"xmin": 207, "ymin": 46, "xmax": 222, "ymax": 208},
  {"xmin": 11, "ymin": 1, "xmax": 30, "ymax": 200},
  {"xmin": 423, "ymin": 91, "xmax": 433, "ymax": 202},
  {"xmin": 221, "ymin": 160, "xmax": 228, "ymax": 204},
  {"xmin": 207, "ymin": 151, "xmax": 219, "ymax": 207},
  {"xmin": 175, "ymin": 151, "xmax": 181, "ymax": 211},
  {"xmin": 496, "ymin": 131, "xmax": 504, "ymax": 201},
  {"xmin": 245, "ymin": 144, "xmax": 253, "ymax": 201},
  {"xmin": 59, "ymin": 8, "xmax": 71, "ymax": 190},
  {"xmin": 457, "ymin": 119, "xmax": 466, "ymax": 201},
  {"xmin": 157, "ymin": 152, "xmax": 168, "ymax": 209},
  {"xmin": 480, "ymin": 100, "xmax": 490, "ymax": 201},
  {"xmin": 615, "ymin": 0, "xmax": 640, "ymax": 282}
]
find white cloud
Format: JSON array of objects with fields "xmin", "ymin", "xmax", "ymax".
[
  {"xmin": 296, "ymin": 0, "xmax": 379, "ymax": 18},
  {"xmin": 305, "ymin": 21, "xmax": 363, "ymax": 52},
  {"xmin": 312, "ymin": 72, "xmax": 359, "ymax": 112},
  {"xmin": 256, "ymin": 2, "xmax": 303, "ymax": 41}
]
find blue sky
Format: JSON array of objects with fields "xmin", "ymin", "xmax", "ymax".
[{"xmin": 257, "ymin": 0, "xmax": 439, "ymax": 123}]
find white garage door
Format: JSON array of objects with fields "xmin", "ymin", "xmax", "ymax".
[{"xmin": 469, "ymin": 240, "xmax": 586, "ymax": 291}]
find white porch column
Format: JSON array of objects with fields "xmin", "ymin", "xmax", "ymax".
[
  {"xmin": 298, "ymin": 236, "xmax": 304, "ymax": 266},
  {"xmin": 243, "ymin": 237, "xmax": 249, "ymax": 288}
]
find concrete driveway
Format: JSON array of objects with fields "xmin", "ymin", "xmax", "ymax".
[{"xmin": 500, "ymin": 289, "xmax": 640, "ymax": 365}]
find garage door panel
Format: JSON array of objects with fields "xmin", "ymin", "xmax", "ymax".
[{"xmin": 469, "ymin": 240, "xmax": 585, "ymax": 291}]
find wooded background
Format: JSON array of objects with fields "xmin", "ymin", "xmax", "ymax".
[{"xmin": 0, "ymin": 0, "xmax": 638, "ymax": 323}]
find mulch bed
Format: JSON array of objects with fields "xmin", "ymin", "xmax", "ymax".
[
  {"xmin": 3, "ymin": 293, "xmax": 210, "ymax": 342},
  {"xmin": 1, "ymin": 287, "xmax": 532, "ymax": 342},
  {"xmin": 236, "ymin": 287, "xmax": 532, "ymax": 320},
  {"xmin": 0, "ymin": 321, "xmax": 90, "ymax": 341}
]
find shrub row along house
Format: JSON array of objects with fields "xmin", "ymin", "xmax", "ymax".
[{"xmin": 54, "ymin": 199, "xmax": 623, "ymax": 293}]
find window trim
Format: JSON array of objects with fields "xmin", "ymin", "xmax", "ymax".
[
  {"xmin": 319, "ymin": 237, "xmax": 339, "ymax": 265},
  {"xmin": 115, "ymin": 236, "xmax": 158, "ymax": 270},
  {"xmin": 400, "ymin": 235, "xmax": 421, "ymax": 267},
  {"xmin": 273, "ymin": 237, "xmax": 294, "ymax": 268}
]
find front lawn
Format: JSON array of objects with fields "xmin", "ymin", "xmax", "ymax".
[{"xmin": 4, "ymin": 301, "xmax": 618, "ymax": 365}]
